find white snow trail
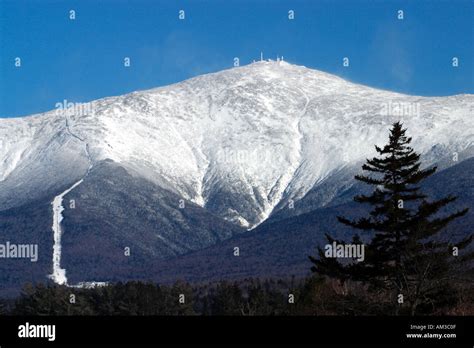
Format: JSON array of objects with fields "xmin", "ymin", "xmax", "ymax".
[
  {"xmin": 48, "ymin": 178, "xmax": 84, "ymax": 285},
  {"xmin": 48, "ymin": 115, "xmax": 107, "ymax": 288}
]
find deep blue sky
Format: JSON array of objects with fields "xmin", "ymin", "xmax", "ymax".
[{"xmin": 0, "ymin": 0, "xmax": 473, "ymax": 118}]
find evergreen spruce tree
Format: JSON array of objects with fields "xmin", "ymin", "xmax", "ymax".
[{"xmin": 310, "ymin": 122, "xmax": 471, "ymax": 314}]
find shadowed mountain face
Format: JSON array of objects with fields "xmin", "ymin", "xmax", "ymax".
[
  {"xmin": 126, "ymin": 158, "xmax": 474, "ymax": 285},
  {"xmin": 0, "ymin": 62, "xmax": 472, "ymax": 296},
  {"xmin": 1, "ymin": 157, "xmax": 471, "ymax": 296},
  {"xmin": 0, "ymin": 198, "xmax": 53, "ymax": 298},
  {"xmin": 60, "ymin": 160, "xmax": 244, "ymax": 284},
  {"xmin": 0, "ymin": 160, "xmax": 243, "ymax": 295}
]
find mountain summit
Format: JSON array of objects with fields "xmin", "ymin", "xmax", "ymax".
[{"xmin": 1, "ymin": 61, "xmax": 472, "ymax": 228}]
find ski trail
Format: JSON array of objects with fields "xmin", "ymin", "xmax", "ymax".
[
  {"xmin": 48, "ymin": 115, "xmax": 107, "ymax": 288},
  {"xmin": 49, "ymin": 179, "xmax": 84, "ymax": 285}
]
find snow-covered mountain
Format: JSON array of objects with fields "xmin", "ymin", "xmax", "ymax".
[
  {"xmin": 1, "ymin": 61, "xmax": 473, "ymax": 229},
  {"xmin": 1, "ymin": 60, "xmax": 473, "ymax": 294}
]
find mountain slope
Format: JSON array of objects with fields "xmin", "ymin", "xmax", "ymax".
[
  {"xmin": 1, "ymin": 61, "xmax": 473, "ymax": 229},
  {"xmin": 128, "ymin": 157, "xmax": 474, "ymax": 285},
  {"xmin": 0, "ymin": 157, "xmax": 471, "ymax": 296}
]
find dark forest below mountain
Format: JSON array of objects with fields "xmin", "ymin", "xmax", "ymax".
[{"xmin": 1, "ymin": 276, "xmax": 473, "ymax": 316}]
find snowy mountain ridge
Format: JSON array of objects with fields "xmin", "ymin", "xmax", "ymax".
[{"xmin": 1, "ymin": 61, "xmax": 473, "ymax": 228}]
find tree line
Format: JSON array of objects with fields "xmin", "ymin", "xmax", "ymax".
[{"xmin": 2, "ymin": 274, "xmax": 472, "ymax": 316}]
